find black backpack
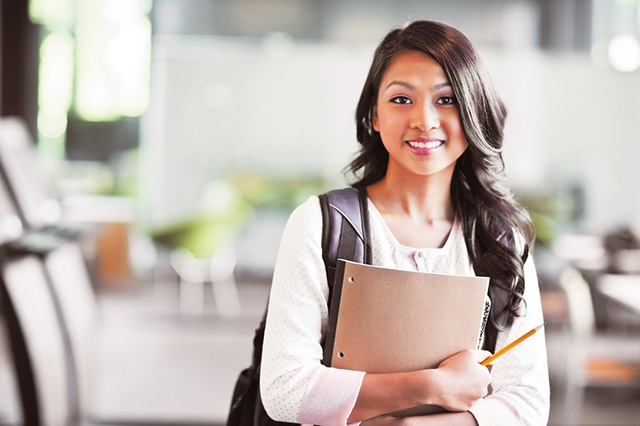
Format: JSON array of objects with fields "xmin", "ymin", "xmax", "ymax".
[{"xmin": 226, "ymin": 187, "xmax": 371, "ymax": 426}]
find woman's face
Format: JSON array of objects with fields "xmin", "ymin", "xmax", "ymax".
[{"xmin": 373, "ymin": 50, "xmax": 468, "ymax": 181}]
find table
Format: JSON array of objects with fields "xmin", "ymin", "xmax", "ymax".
[{"xmin": 598, "ymin": 274, "xmax": 640, "ymax": 315}]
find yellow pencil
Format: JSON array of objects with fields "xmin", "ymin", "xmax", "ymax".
[{"xmin": 481, "ymin": 323, "xmax": 545, "ymax": 366}]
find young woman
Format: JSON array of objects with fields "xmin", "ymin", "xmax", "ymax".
[{"xmin": 260, "ymin": 20, "xmax": 550, "ymax": 426}]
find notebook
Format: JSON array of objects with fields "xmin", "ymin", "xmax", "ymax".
[{"xmin": 323, "ymin": 259, "xmax": 490, "ymax": 416}]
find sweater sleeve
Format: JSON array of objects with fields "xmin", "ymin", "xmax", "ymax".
[
  {"xmin": 468, "ymin": 255, "xmax": 551, "ymax": 426},
  {"xmin": 260, "ymin": 196, "xmax": 365, "ymax": 425}
]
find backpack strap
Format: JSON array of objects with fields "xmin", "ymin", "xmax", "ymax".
[
  {"xmin": 319, "ymin": 186, "xmax": 371, "ymax": 366},
  {"xmin": 319, "ymin": 186, "xmax": 371, "ymax": 294}
]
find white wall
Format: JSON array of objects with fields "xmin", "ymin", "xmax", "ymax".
[
  {"xmin": 141, "ymin": 36, "xmax": 640, "ymax": 232},
  {"xmin": 140, "ymin": 35, "xmax": 373, "ymax": 226},
  {"xmin": 485, "ymin": 48, "xmax": 640, "ymax": 231}
]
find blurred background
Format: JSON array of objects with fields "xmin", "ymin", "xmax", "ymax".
[{"xmin": 1, "ymin": 0, "xmax": 640, "ymax": 425}]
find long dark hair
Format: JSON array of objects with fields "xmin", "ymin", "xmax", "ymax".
[{"xmin": 348, "ymin": 20, "xmax": 534, "ymax": 351}]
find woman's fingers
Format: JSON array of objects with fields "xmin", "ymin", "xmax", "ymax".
[{"xmin": 432, "ymin": 350, "xmax": 492, "ymax": 411}]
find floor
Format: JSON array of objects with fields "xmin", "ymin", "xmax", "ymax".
[
  {"xmin": 86, "ymin": 277, "xmax": 268, "ymax": 425},
  {"xmin": 91, "ymin": 276, "xmax": 640, "ymax": 426},
  {"xmin": 2, "ymin": 272, "xmax": 640, "ymax": 425}
]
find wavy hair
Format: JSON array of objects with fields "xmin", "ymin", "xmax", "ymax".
[{"xmin": 347, "ymin": 20, "xmax": 534, "ymax": 351}]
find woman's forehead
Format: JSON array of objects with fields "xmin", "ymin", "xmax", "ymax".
[{"xmin": 379, "ymin": 51, "xmax": 449, "ymax": 89}]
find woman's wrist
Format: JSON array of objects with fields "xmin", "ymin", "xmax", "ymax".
[
  {"xmin": 413, "ymin": 369, "xmax": 441, "ymax": 407},
  {"xmin": 350, "ymin": 369, "xmax": 440, "ymax": 423}
]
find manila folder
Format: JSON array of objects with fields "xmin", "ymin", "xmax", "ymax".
[{"xmin": 323, "ymin": 260, "xmax": 490, "ymax": 416}]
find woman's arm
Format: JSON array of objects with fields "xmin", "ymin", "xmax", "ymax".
[
  {"xmin": 467, "ymin": 256, "xmax": 550, "ymax": 426},
  {"xmin": 348, "ymin": 349, "xmax": 491, "ymax": 423},
  {"xmin": 362, "ymin": 411, "xmax": 479, "ymax": 426},
  {"xmin": 261, "ymin": 197, "xmax": 366, "ymax": 425}
]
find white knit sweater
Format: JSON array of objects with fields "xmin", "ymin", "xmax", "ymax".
[{"xmin": 261, "ymin": 196, "xmax": 550, "ymax": 426}]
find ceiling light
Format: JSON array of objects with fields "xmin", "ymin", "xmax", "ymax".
[{"xmin": 608, "ymin": 34, "xmax": 640, "ymax": 72}]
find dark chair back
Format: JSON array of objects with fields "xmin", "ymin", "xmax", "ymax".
[{"xmin": 0, "ymin": 251, "xmax": 71, "ymax": 426}]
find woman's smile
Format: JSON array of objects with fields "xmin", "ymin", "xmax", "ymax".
[{"xmin": 405, "ymin": 138, "xmax": 445, "ymax": 156}]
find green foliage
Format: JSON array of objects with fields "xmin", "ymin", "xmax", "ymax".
[{"xmin": 150, "ymin": 197, "xmax": 254, "ymax": 259}]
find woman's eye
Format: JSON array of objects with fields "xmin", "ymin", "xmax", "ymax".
[
  {"xmin": 437, "ymin": 96, "xmax": 456, "ymax": 105},
  {"xmin": 390, "ymin": 96, "xmax": 412, "ymax": 104}
]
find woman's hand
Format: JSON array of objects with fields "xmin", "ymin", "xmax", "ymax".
[
  {"xmin": 348, "ymin": 350, "xmax": 491, "ymax": 423},
  {"xmin": 429, "ymin": 349, "xmax": 492, "ymax": 412}
]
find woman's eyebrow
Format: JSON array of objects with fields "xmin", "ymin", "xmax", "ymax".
[
  {"xmin": 433, "ymin": 82, "xmax": 452, "ymax": 90},
  {"xmin": 384, "ymin": 80, "xmax": 452, "ymax": 91},
  {"xmin": 385, "ymin": 80, "xmax": 415, "ymax": 91}
]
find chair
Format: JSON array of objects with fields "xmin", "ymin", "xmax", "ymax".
[
  {"xmin": 39, "ymin": 242, "xmax": 98, "ymax": 422},
  {"xmin": 558, "ymin": 267, "xmax": 640, "ymax": 426},
  {"xmin": 0, "ymin": 250, "xmax": 72, "ymax": 426},
  {"xmin": 0, "ymin": 291, "xmax": 22, "ymax": 425},
  {"xmin": 0, "ymin": 117, "xmax": 61, "ymax": 230},
  {"xmin": 0, "ymin": 117, "xmax": 90, "ymax": 245},
  {"xmin": 170, "ymin": 245, "xmax": 241, "ymax": 317},
  {"xmin": 0, "ymin": 162, "xmax": 36, "ymax": 424},
  {"xmin": 0, "ymin": 148, "xmax": 98, "ymax": 425},
  {"xmin": 0, "ymin": 161, "xmax": 24, "ymax": 245},
  {"xmin": 2, "ymin": 235, "xmax": 233, "ymax": 425}
]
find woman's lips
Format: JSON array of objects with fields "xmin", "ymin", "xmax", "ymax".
[
  {"xmin": 406, "ymin": 139, "xmax": 444, "ymax": 149},
  {"xmin": 405, "ymin": 138, "xmax": 444, "ymax": 155}
]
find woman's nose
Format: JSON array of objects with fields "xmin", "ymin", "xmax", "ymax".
[{"xmin": 410, "ymin": 103, "xmax": 439, "ymax": 131}]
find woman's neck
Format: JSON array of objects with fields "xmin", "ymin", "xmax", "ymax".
[
  {"xmin": 368, "ymin": 169, "xmax": 455, "ymax": 224},
  {"xmin": 366, "ymin": 170, "xmax": 456, "ymax": 249}
]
